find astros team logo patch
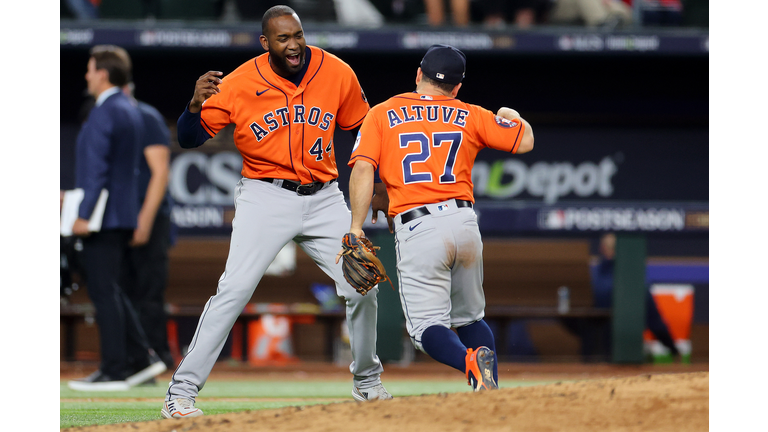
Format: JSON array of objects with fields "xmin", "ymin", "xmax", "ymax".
[
  {"xmin": 494, "ymin": 116, "xmax": 518, "ymax": 128},
  {"xmin": 352, "ymin": 131, "xmax": 362, "ymax": 153},
  {"xmin": 361, "ymin": 88, "xmax": 368, "ymax": 104}
]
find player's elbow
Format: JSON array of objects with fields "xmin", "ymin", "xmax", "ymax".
[
  {"xmin": 177, "ymin": 128, "xmax": 210, "ymax": 149},
  {"xmin": 516, "ymin": 124, "xmax": 534, "ymax": 154},
  {"xmin": 351, "ymin": 160, "xmax": 376, "ymax": 178},
  {"xmin": 178, "ymin": 138, "xmax": 202, "ymax": 149}
]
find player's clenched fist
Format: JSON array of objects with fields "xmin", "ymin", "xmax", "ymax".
[
  {"xmin": 496, "ymin": 107, "xmax": 521, "ymax": 121},
  {"xmin": 189, "ymin": 71, "xmax": 223, "ymax": 113}
]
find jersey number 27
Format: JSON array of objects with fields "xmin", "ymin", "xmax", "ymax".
[{"xmin": 400, "ymin": 131, "xmax": 462, "ymax": 184}]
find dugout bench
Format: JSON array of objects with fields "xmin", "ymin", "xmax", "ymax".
[
  {"xmin": 60, "ymin": 237, "xmax": 611, "ymax": 362},
  {"xmin": 60, "ymin": 301, "xmax": 346, "ymax": 363},
  {"xmin": 60, "ymin": 237, "xmax": 348, "ymax": 362}
]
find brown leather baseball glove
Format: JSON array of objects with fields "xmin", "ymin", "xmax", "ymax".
[{"xmin": 339, "ymin": 233, "xmax": 390, "ymax": 296}]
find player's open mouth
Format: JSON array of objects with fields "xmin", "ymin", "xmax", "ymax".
[{"xmin": 287, "ymin": 54, "xmax": 300, "ymax": 66}]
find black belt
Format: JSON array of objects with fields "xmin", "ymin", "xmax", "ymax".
[
  {"xmin": 259, "ymin": 178, "xmax": 336, "ymax": 196},
  {"xmin": 400, "ymin": 199, "xmax": 473, "ymax": 224}
]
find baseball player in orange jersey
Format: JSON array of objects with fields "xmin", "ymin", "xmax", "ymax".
[
  {"xmin": 345, "ymin": 44, "xmax": 534, "ymax": 391},
  {"xmin": 162, "ymin": 5, "xmax": 391, "ymax": 419}
]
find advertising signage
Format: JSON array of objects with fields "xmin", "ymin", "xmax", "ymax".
[{"xmin": 162, "ymin": 126, "xmax": 706, "ymax": 235}]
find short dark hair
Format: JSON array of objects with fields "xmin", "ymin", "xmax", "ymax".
[
  {"xmin": 90, "ymin": 45, "xmax": 132, "ymax": 87},
  {"xmin": 422, "ymin": 75, "xmax": 458, "ymax": 94},
  {"xmin": 262, "ymin": 5, "xmax": 298, "ymax": 36}
]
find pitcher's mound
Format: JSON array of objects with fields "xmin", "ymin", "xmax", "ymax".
[{"xmin": 67, "ymin": 372, "xmax": 708, "ymax": 432}]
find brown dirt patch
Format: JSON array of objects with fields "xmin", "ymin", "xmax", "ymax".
[{"xmin": 63, "ymin": 371, "xmax": 708, "ymax": 432}]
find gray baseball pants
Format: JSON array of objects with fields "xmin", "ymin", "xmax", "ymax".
[
  {"xmin": 393, "ymin": 199, "xmax": 486, "ymax": 352},
  {"xmin": 166, "ymin": 178, "xmax": 383, "ymax": 401}
]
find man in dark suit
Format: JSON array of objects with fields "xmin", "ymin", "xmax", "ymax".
[
  {"xmin": 68, "ymin": 45, "xmax": 166, "ymax": 391},
  {"xmin": 120, "ymin": 81, "xmax": 176, "ymax": 374}
]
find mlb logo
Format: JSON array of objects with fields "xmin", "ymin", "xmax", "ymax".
[
  {"xmin": 437, "ymin": 204, "xmax": 449, "ymax": 212},
  {"xmin": 420, "ymin": 95, "xmax": 433, "ymax": 100},
  {"xmin": 436, "ymin": 73, "xmax": 445, "ymax": 79},
  {"xmin": 538, "ymin": 209, "xmax": 565, "ymax": 229}
]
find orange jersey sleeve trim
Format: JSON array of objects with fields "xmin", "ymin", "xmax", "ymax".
[
  {"xmin": 200, "ymin": 114, "xmax": 220, "ymax": 137},
  {"xmin": 510, "ymin": 121, "xmax": 525, "ymax": 154},
  {"xmin": 349, "ymin": 154, "xmax": 379, "ymax": 170},
  {"xmin": 338, "ymin": 112, "xmax": 367, "ymax": 130}
]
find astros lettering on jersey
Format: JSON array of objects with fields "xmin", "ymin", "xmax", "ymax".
[
  {"xmin": 200, "ymin": 45, "xmax": 369, "ymax": 184},
  {"xmin": 349, "ymin": 92, "xmax": 526, "ymax": 216}
]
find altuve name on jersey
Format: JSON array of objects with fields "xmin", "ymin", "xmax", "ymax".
[
  {"xmin": 249, "ymin": 105, "xmax": 335, "ymax": 141},
  {"xmin": 387, "ymin": 105, "xmax": 470, "ymax": 129}
]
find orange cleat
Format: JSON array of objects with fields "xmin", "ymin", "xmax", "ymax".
[{"xmin": 465, "ymin": 346, "xmax": 498, "ymax": 391}]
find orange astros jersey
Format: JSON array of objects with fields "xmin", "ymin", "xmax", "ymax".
[
  {"xmin": 350, "ymin": 92, "xmax": 526, "ymax": 217},
  {"xmin": 200, "ymin": 46, "xmax": 369, "ymax": 184}
]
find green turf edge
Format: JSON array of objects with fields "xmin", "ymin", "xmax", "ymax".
[
  {"xmin": 60, "ymin": 379, "xmax": 558, "ymax": 428},
  {"xmin": 60, "ymin": 401, "xmax": 331, "ymax": 429}
]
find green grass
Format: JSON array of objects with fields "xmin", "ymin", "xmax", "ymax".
[
  {"xmin": 61, "ymin": 379, "xmax": 556, "ymax": 429},
  {"xmin": 60, "ymin": 400, "xmax": 333, "ymax": 429}
]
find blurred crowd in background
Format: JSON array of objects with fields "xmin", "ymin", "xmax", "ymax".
[{"xmin": 62, "ymin": 0, "xmax": 708, "ymax": 29}]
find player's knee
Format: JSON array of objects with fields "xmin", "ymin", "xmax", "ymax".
[
  {"xmin": 341, "ymin": 285, "xmax": 379, "ymax": 306},
  {"xmin": 408, "ymin": 320, "xmax": 450, "ymax": 353},
  {"xmin": 410, "ymin": 335, "xmax": 426, "ymax": 353}
]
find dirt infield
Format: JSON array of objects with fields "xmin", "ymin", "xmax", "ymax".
[{"xmin": 63, "ymin": 368, "xmax": 708, "ymax": 432}]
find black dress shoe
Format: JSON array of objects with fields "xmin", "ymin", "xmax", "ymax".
[
  {"xmin": 125, "ymin": 355, "xmax": 167, "ymax": 387},
  {"xmin": 77, "ymin": 370, "xmax": 122, "ymax": 382},
  {"xmin": 68, "ymin": 370, "xmax": 130, "ymax": 391},
  {"xmin": 160, "ymin": 352, "xmax": 176, "ymax": 370}
]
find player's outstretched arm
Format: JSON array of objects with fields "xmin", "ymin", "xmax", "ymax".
[{"xmin": 497, "ymin": 107, "xmax": 534, "ymax": 154}]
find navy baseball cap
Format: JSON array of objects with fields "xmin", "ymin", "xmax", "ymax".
[{"xmin": 420, "ymin": 44, "xmax": 466, "ymax": 85}]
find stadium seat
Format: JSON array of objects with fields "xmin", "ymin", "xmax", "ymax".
[
  {"xmin": 61, "ymin": 0, "xmax": 75, "ymax": 19},
  {"xmin": 234, "ymin": 0, "xmax": 273, "ymax": 21},
  {"xmin": 158, "ymin": 0, "xmax": 223, "ymax": 20},
  {"xmin": 98, "ymin": 0, "xmax": 145, "ymax": 19},
  {"xmin": 291, "ymin": 0, "xmax": 337, "ymax": 23},
  {"xmin": 682, "ymin": 0, "xmax": 708, "ymax": 28}
]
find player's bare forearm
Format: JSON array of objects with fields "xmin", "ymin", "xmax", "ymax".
[
  {"xmin": 371, "ymin": 182, "xmax": 394, "ymax": 233},
  {"xmin": 349, "ymin": 161, "xmax": 375, "ymax": 236},
  {"xmin": 189, "ymin": 71, "xmax": 223, "ymax": 113},
  {"xmin": 497, "ymin": 107, "xmax": 534, "ymax": 154}
]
